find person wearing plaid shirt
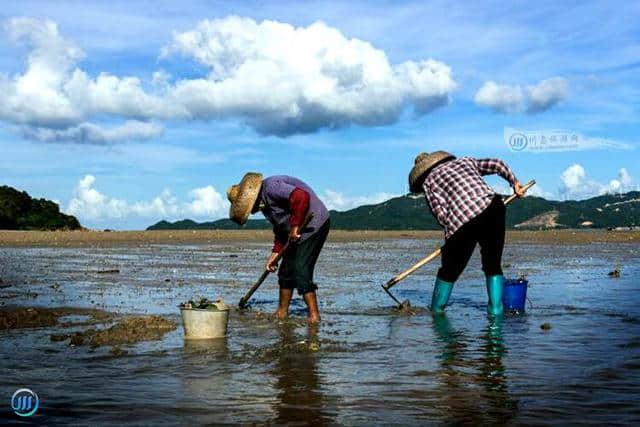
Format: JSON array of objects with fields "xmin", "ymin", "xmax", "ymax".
[{"xmin": 408, "ymin": 151, "xmax": 525, "ymax": 316}]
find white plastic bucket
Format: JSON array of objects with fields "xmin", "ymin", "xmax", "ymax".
[{"xmin": 180, "ymin": 308, "xmax": 229, "ymax": 339}]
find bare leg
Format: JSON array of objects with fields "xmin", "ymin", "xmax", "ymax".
[
  {"xmin": 274, "ymin": 288, "xmax": 293, "ymax": 319},
  {"xmin": 303, "ymin": 291, "xmax": 321, "ymax": 323}
]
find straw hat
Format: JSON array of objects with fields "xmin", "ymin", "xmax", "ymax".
[
  {"xmin": 227, "ymin": 172, "xmax": 263, "ymax": 225},
  {"xmin": 408, "ymin": 151, "xmax": 455, "ymax": 193}
]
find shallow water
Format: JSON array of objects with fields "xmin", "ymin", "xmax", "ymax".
[{"xmin": 1, "ymin": 238, "xmax": 639, "ymax": 425}]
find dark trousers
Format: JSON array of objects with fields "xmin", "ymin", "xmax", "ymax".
[
  {"xmin": 437, "ymin": 196, "xmax": 505, "ymax": 283},
  {"xmin": 279, "ymin": 219, "xmax": 330, "ymax": 295}
]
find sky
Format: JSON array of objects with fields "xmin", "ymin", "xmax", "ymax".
[{"xmin": 1, "ymin": 0, "xmax": 639, "ymax": 229}]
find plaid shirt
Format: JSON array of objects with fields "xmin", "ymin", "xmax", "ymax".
[{"xmin": 423, "ymin": 157, "xmax": 517, "ymax": 239}]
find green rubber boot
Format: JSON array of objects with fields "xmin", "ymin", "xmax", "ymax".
[
  {"xmin": 430, "ymin": 278, "xmax": 454, "ymax": 313},
  {"xmin": 486, "ymin": 275, "xmax": 504, "ymax": 316}
]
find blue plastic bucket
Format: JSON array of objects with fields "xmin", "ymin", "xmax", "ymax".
[{"xmin": 502, "ymin": 278, "xmax": 528, "ymax": 312}]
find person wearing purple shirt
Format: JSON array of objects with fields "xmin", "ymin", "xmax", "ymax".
[{"xmin": 227, "ymin": 173, "xmax": 330, "ymax": 323}]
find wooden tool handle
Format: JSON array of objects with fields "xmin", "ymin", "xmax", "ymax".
[
  {"xmin": 384, "ymin": 248, "xmax": 442, "ymax": 288},
  {"xmin": 383, "ymin": 180, "xmax": 535, "ymax": 291},
  {"xmin": 238, "ymin": 271, "xmax": 269, "ymax": 308},
  {"xmin": 503, "ymin": 179, "xmax": 536, "ymax": 205}
]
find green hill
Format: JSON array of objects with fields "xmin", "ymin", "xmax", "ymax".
[
  {"xmin": 147, "ymin": 191, "xmax": 640, "ymax": 231},
  {"xmin": 0, "ymin": 186, "xmax": 81, "ymax": 230}
]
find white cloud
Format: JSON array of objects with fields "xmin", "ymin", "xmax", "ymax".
[
  {"xmin": 67, "ymin": 175, "xmax": 228, "ymax": 220},
  {"xmin": 162, "ymin": 17, "xmax": 456, "ymax": 136},
  {"xmin": 2, "ymin": 17, "xmax": 84, "ymax": 126},
  {"xmin": 321, "ymin": 189, "xmax": 397, "ymax": 211},
  {"xmin": 187, "ymin": 185, "xmax": 227, "ymax": 216},
  {"xmin": 474, "ymin": 77, "xmax": 568, "ymax": 113},
  {"xmin": 1, "ymin": 16, "xmax": 456, "ymax": 142},
  {"xmin": 526, "ymin": 77, "xmax": 569, "ymax": 113},
  {"xmin": 67, "ymin": 175, "xmax": 129, "ymax": 218},
  {"xmin": 559, "ymin": 164, "xmax": 638, "ymax": 199},
  {"xmin": 19, "ymin": 120, "xmax": 163, "ymax": 143},
  {"xmin": 474, "ymin": 81, "xmax": 524, "ymax": 113},
  {"xmin": 151, "ymin": 70, "xmax": 171, "ymax": 88},
  {"xmin": 0, "ymin": 18, "xmax": 175, "ymax": 143},
  {"xmin": 607, "ymin": 168, "xmax": 635, "ymax": 194}
]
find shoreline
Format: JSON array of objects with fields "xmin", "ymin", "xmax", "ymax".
[{"xmin": 0, "ymin": 229, "xmax": 638, "ymax": 247}]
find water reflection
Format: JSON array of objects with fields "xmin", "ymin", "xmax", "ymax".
[
  {"xmin": 480, "ymin": 318, "xmax": 506, "ymax": 390},
  {"xmin": 432, "ymin": 313, "xmax": 467, "ymax": 365},
  {"xmin": 181, "ymin": 338, "xmax": 231, "ymax": 396},
  {"xmin": 271, "ymin": 323, "xmax": 333, "ymax": 425},
  {"xmin": 479, "ymin": 317, "xmax": 519, "ymax": 421},
  {"xmin": 183, "ymin": 337, "xmax": 229, "ymax": 356},
  {"xmin": 431, "ymin": 314, "xmax": 518, "ymax": 424}
]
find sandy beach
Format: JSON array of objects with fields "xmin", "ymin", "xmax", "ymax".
[{"xmin": 0, "ymin": 228, "xmax": 638, "ymax": 247}]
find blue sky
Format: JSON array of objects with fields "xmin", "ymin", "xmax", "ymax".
[{"xmin": 1, "ymin": 0, "xmax": 638, "ymax": 229}]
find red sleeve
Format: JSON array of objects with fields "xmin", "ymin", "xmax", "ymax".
[
  {"xmin": 272, "ymin": 238, "xmax": 285, "ymax": 253},
  {"xmin": 288, "ymin": 187, "xmax": 310, "ymax": 227}
]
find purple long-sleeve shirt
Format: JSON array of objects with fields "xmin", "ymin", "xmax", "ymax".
[{"xmin": 259, "ymin": 175, "xmax": 330, "ymax": 245}]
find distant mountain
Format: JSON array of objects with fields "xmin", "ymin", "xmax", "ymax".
[
  {"xmin": 0, "ymin": 185, "xmax": 81, "ymax": 230},
  {"xmin": 147, "ymin": 191, "xmax": 640, "ymax": 231}
]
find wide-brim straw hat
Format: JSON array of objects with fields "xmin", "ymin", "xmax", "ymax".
[
  {"xmin": 408, "ymin": 151, "xmax": 455, "ymax": 193},
  {"xmin": 227, "ymin": 172, "xmax": 263, "ymax": 225}
]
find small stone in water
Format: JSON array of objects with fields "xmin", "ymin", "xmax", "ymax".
[
  {"xmin": 70, "ymin": 333, "xmax": 84, "ymax": 346},
  {"xmin": 50, "ymin": 333, "xmax": 69, "ymax": 342},
  {"xmin": 110, "ymin": 346, "xmax": 128, "ymax": 357}
]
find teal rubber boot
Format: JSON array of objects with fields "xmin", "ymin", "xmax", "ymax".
[
  {"xmin": 430, "ymin": 278, "xmax": 454, "ymax": 313},
  {"xmin": 486, "ymin": 275, "xmax": 504, "ymax": 316}
]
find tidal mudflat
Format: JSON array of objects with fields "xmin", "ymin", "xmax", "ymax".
[{"xmin": 1, "ymin": 231, "xmax": 639, "ymax": 424}]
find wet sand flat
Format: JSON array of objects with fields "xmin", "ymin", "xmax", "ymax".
[
  {"xmin": 0, "ymin": 306, "xmax": 111, "ymax": 330},
  {"xmin": 0, "ymin": 228, "xmax": 638, "ymax": 247},
  {"xmin": 1, "ymin": 236, "xmax": 639, "ymax": 424}
]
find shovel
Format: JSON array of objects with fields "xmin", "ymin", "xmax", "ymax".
[
  {"xmin": 238, "ymin": 213, "xmax": 315, "ymax": 309},
  {"xmin": 382, "ymin": 180, "xmax": 536, "ymax": 310}
]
